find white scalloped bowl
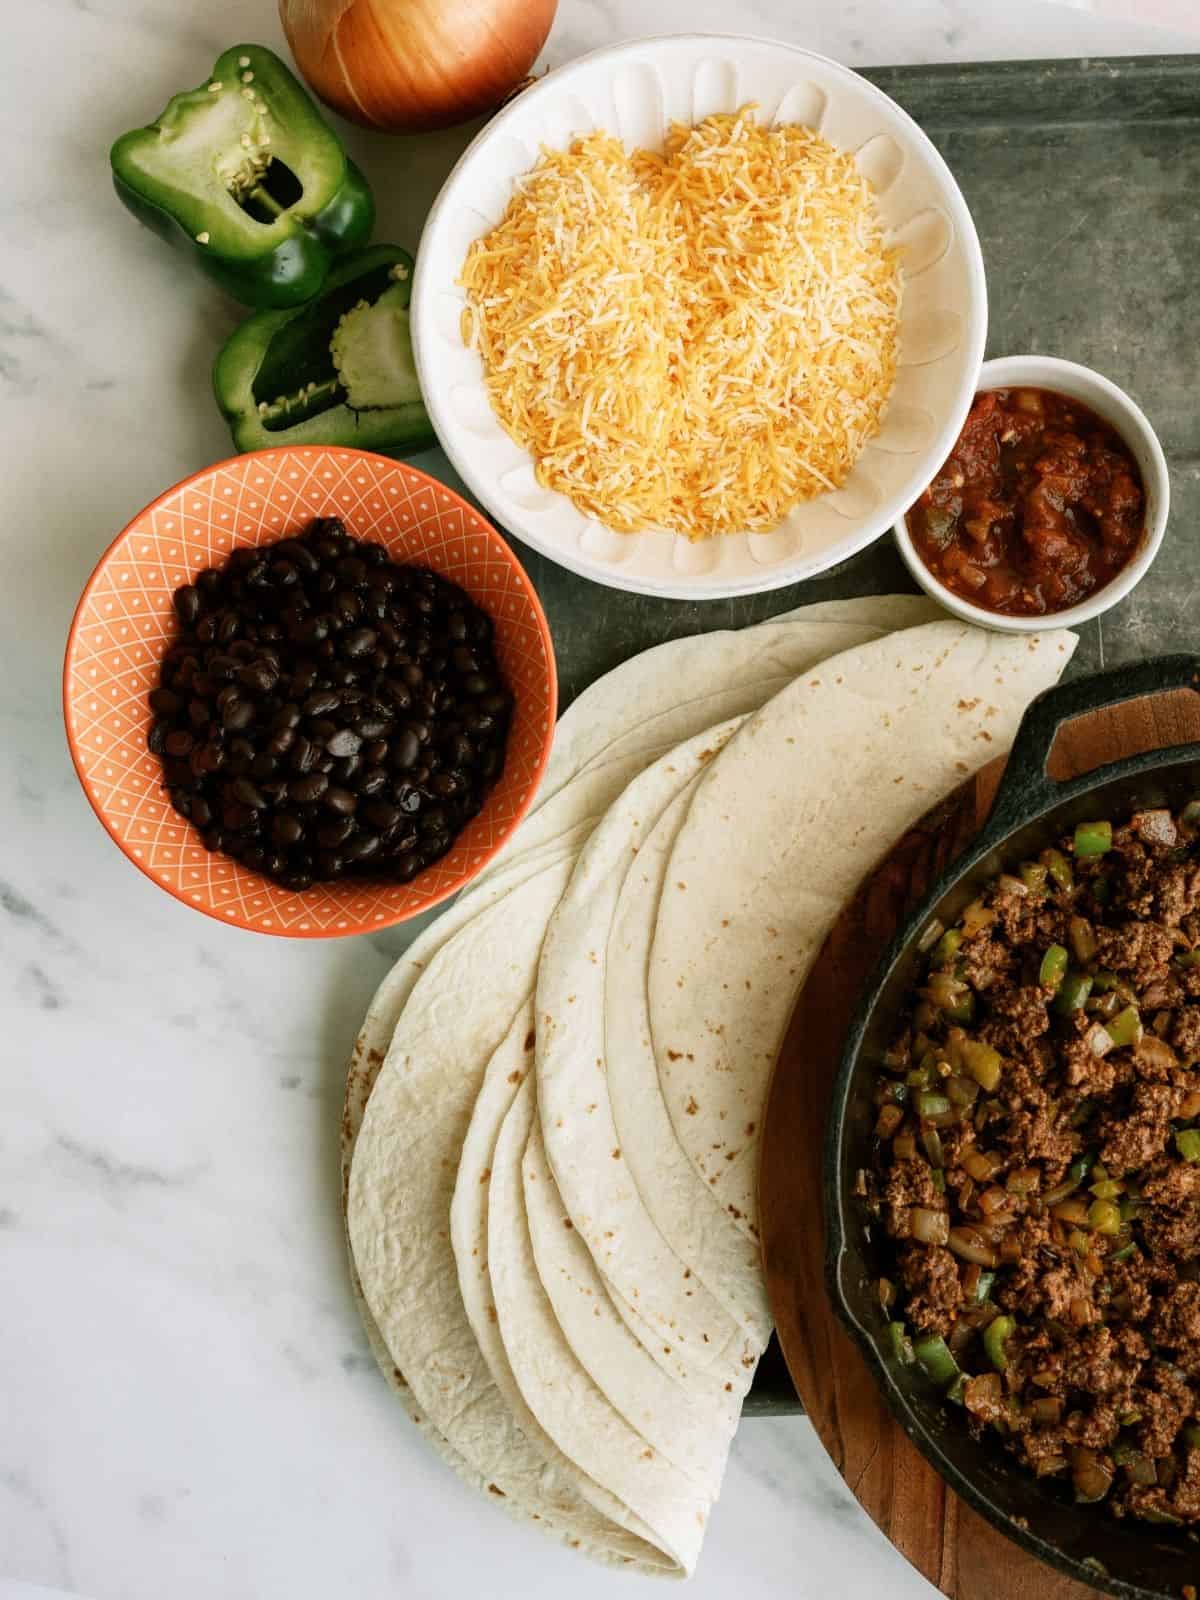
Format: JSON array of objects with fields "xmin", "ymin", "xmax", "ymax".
[{"xmin": 412, "ymin": 33, "xmax": 988, "ymax": 600}]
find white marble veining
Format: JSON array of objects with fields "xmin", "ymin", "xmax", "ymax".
[{"xmin": 2, "ymin": 3, "xmax": 1195, "ymax": 1598}]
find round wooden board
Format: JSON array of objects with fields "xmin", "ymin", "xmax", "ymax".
[{"xmin": 759, "ymin": 685, "xmax": 1200, "ymax": 1600}]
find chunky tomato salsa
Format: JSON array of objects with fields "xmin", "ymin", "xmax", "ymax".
[{"xmin": 908, "ymin": 387, "xmax": 1145, "ymax": 617}]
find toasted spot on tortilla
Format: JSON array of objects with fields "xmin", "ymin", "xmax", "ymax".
[
  {"xmin": 563, "ymin": 1217, "xmax": 573, "ymax": 1229},
  {"xmin": 507, "ymin": 1071, "xmax": 521, "ymax": 1084},
  {"xmin": 611, "ymin": 1148, "xmax": 621, "ymax": 1159},
  {"xmin": 367, "ymin": 1047, "xmax": 384, "ymax": 1066},
  {"xmin": 958, "ymin": 697, "xmax": 980, "ymax": 711},
  {"xmin": 745, "ymin": 1122, "xmax": 756, "ymax": 1136},
  {"xmin": 523, "ymin": 1029, "xmax": 535, "ymax": 1051},
  {"xmin": 685, "ymin": 1096, "xmax": 699, "ymax": 1115},
  {"xmin": 479, "ymin": 1167, "xmax": 491, "ymax": 1184},
  {"xmin": 487, "ymin": 1483, "xmax": 505, "ymax": 1496},
  {"xmin": 725, "ymin": 1381, "xmax": 733, "ymax": 1392},
  {"xmin": 487, "ymin": 1305, "xmax": 497, "ymax": 1322},
  {"xmin": 676, "ymin": 880, "xmax": 687, "ymax": 890},
  {"xmin": 667, "ymin": 1048, "xmax": 683, "ymax": 1060}
]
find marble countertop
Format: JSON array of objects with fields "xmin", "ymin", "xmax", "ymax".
[{"xmin": 4, "ymin": 3, "xmax": 1197, "ymax": 1598}]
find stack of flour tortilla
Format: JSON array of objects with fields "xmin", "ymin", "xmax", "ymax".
[{"xmin": 344, "ymin": 601, "xmax": 1077, "ymax": 1576}]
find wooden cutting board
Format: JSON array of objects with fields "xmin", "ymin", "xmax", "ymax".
[{"xmin": 759, "ymin": 685, "xmax": 1200, "ymax": 1600}]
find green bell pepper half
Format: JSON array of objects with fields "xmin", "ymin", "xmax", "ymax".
[
  {"xmin": 110, "ymin": 44, "xmax": 374, "ymax": 308},
  {"xmin": 213, "ymin": 243, "xmax": 434, "ymax": 454}
]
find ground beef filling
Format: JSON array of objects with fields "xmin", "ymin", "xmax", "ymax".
[{"xmin": 873, "ymin": 803, "xmax": 1200, "ymax": 1523}]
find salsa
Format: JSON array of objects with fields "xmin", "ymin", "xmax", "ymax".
[{"xmin": 908, "ymin": 387, "xmax": 1145, "ymax": 617}]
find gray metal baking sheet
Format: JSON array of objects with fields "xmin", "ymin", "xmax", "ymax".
[{"xmin": 404, "ymin": 55, "xmax": 1200, "ymax": 1414}]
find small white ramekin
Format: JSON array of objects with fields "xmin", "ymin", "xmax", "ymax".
[{"xmin": 893, "ymin": 354, "xmax": 1169, "ymax": 633}]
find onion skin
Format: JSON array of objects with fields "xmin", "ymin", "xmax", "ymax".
[{"xmin": 279, "ymin": 0, "xmax": 558, "ymax": 132}]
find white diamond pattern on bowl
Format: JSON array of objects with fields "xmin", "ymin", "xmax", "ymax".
[{"xmin": 65, "ymin": 449, "xmax": 555, "ymax": 938}]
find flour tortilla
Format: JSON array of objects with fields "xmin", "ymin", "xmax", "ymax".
[
  {"xmin": 606, "ymin": 779, "xmax": 772, "ymax": 1340},
  {"xmin": 489, "ymin": 1077, "xmax": 708, "ymax": 1575},
  {"xmin": 448, "ymin": 1003, "xmax": 670, "ymax": 1558},
  {"xmin": 650, "ymin": 621, "xmax": 1078, "ymax": 1241},
  {"xmin": 523, "ymin": 1120, "xmax": 743, "ymax": 1502},
  {"xmin": 536, "ymin": 719, "xmax": 760, "ymax": 1379},
  {"xmin": 471, "ymin": 596, "xmax": 940, "ymax": 893},
  {"xmin": 347, "ymin": 862, "xmax": 667, "ymax": 1570},
  {"xmin": 339, "ymin": 834, "xmax": 590, "ymax": 1522}
]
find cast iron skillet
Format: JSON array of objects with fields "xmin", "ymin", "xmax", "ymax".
[{"xmin": 825, "ymin": 656, "xmax": 1200, "ymax": 1600}]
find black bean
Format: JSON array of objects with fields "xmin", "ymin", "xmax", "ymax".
[
  {"xmin": 164, "ymin": 729, "xmax": 194, "ymax": 757},
  {"xmin": 270, "ymin": 812, "xmax": 303, "ymax": 846},
  {"xmin": 289, "ymin": 735, "xmax": 317, "ymax": 774},
  {"xmin": 316, "ymin": 817, "xmax": 355, "ymax": 849},
  {"xmin": 363, "ymin": 799, "xmax": 400, "ymax": 832},
  {"xmin": 238, "ymin": 661, "xmax": 279, "ymax": 695},
  {"xmin": 344, "ymin": 832, "xmax": 380, "ymax": 862},
  {"xmin": 290, "ymin": 663, "xmax": 319, "ymax": 697},
  {"xmin": 451, "ymin": 647, "xmax": 478, "ymax": 674},
  {"xmin": 359, "ymin": 767, "xmax": 389, "ymax": 798},
  {"xmin": 480, "ymin": 690, "xmax": 511, "ymax": 716},
  {"xmin": 222, "ymin": 698, "xmax": 255, "ymax": 733},
  {"xmin": 303, "ymin": 689, "xmax": 341, "ymax": 717},
  {"xmin": 191, "ymin": 742, "xmax": 223, "ymax": 776},
  {"xmin": 149, "ymin": 687, "xmax": 180, "ymax": 716},
  {"xmin": 223, "ymin": 801, "xmax": 256, "ymax": 831},
  {"xmin": 363, "ymin": 739, "xmax": 389, "ymax": 766},
  {"xmin": 188, "ymin": 699, "xmax": 211, "ymax": 728},
  {"xmin": 147, "ymin": 720, "xmax": 168, "ymax": 755},
  {"xmin": 232, "ymin": 777, "xmax": 267, "ymax": 809},
  {"xmin": 191, "ymin": 796, "xmax": 213, "ymax": 828},
  {"xmin": 342, "ymin": 627, "xmax": 377, "ymax": 659},
  {"xmin": 323, "ymin": 786, "xmax": 357, "ymax": 815},
  {"xmin": 266, "ymin": 728, "xmax": 295, "ymax": 758},
  {"xmin": 326, "ymin": 728, "xmax": 362, "ymax": 759},
  {"xmin": 337, "ymin": 556, "xmax": 368, "ymax": 586},
  {"xmin": 251, "ymin": 752, "xmax": 277, "ymax": 781},
  {"xmin": 289, "ymin": 773, "xmax": 329, "ymax": 804},
  {"xmin": 399, "ymin": 663, "xmax": 424, "ymax": 689},
  {"xmin": 174, "ymin": 585, "xmax": 202, "ymax": 625},
  {"xmin": 196, "ymin": 615, "xmax": 218, "ymax": 645},
  {"xmin": 393, "ymin": 730, "xmax": 420, "ymax": 770}
]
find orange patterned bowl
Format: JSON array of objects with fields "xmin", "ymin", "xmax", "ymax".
[{"xmin": 63, "ymin": 447, "xmax": 556, "ymax": 937}]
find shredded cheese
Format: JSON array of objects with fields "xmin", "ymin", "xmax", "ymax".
[{"xmin": 460, "ymin": 108, "xmax": 902, "ymax": 540}]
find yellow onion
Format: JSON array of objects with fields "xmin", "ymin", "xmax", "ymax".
[{"xmin": 278, "ymin": 0, "xmax": 558, "ymax": 132}]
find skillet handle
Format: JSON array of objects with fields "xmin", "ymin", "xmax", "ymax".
[{"xmin": 975, "ymin": 655, "xmax": 1200, "ymax": 852}]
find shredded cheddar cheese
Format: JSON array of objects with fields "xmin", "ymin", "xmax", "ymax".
[{"xmin": 460, "ymin": 108, "xmax": 902, "ymax": 540}]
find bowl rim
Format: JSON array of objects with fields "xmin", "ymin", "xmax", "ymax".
[
  {"xmin": 411, "ymin": 29, "xmax": 989, "ymax": 601},
  {"xmin": 892, "ymin": 353, "xmax": 1171, "ymax": 633},
  {"xmin": 62, "ymin": 445, "xmax": 557, "ymax": 938}
]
